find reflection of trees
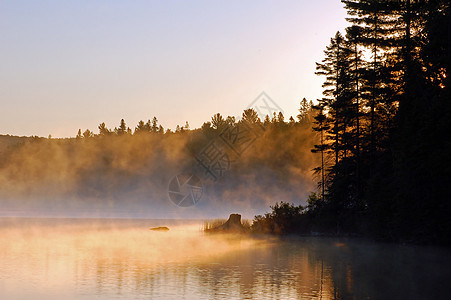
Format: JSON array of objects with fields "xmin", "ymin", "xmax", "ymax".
[
  {"xmin": 189, "ymin": 239, "xmax": 339, "ymax": 299},
  {"xmin": 85, "ymin": 239, "xmax": 334, "ymax": 299},
  {"xmin": 73, "ymin": 235, "xmax": 451, "ymax": 299},
  {"xmin": 4, "ymin": 218, "xmax": 449, "ymax": 299}
]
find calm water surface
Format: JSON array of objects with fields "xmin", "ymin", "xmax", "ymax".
[{"xmin": 0, "ymin": 218, "xmax": 449, "ymax": 299}]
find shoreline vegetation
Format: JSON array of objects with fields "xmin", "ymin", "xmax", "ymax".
[{"xmin": 203, "ymin": 212, "xmax": 366, "ymax": 239}]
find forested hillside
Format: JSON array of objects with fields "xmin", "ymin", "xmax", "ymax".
[{"xmin": 0, "ymin": 108, "xmax": 319, "ymax": 218}]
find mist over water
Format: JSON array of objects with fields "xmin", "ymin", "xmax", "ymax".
[{"xmin": 1, "ymin": 218, "xmax": 449, "ymax": 300}]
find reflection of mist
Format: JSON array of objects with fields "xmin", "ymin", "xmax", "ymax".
[
  {"xmin": 0, "ymin": 218, "xmax": 265, "ymax": 299},
  {"xmin": 0, "ymin": 122, "xmax": 319, "ymax": 218},
  {"xmin": 2, "ymin": 219, "xmax": 449, "ymax": 299}
]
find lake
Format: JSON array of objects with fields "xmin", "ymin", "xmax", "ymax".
[{"xmin": 0, "ymin": 218, "xmax": 449, "ymax": 299}]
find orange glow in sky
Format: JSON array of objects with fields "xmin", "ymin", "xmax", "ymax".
[{"xmin": 0, "ymin": 1, "xmax": 348, "ymax": 137}]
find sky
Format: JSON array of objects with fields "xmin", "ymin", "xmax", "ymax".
[{"xmin": 0, "ymin": 0, "xmax": 349, "ymax": 138}]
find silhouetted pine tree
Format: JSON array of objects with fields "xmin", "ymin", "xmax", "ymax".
[
  {"xmin": 98, "ymin": 122, "xmax": 111, "ymax": 136},
  {"xmin": 134, "ymin": 120, "xmax": 147, "ymax": 135},
  {"xmin": 311, "ymin": 103, "xmax": 330, "ymax": 202},
  {"xmin": 115, "ymin": 119, "xmax": 128, "ymax": 135},
  {"xmin": 211, "ymin": 113, "xmax": 226, "ymax": 131}
]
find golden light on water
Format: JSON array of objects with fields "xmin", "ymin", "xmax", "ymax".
[
  {"xmin": 1, "ymin": 218, "xmax": 449, "ymax": 299},
  {"xmin": 0, "ymin": 219, "xmax": 338, "ymax": 299},
  {"xmin": 1, "ymin": 223, "xmax": 261, "ymax": 266}
]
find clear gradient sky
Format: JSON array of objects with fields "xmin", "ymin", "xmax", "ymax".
[{"xmin": 1, "ymin": 0, "xmax": 348, "ymax": 138}]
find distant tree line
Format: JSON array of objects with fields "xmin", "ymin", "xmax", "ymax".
[
  {"xmin": 76, "ymin": 116, "xmax": 174, "ymax": 139},
  {"xmin": 74, "ymin": 102, "xmax": 313, "ymax": 140},
  {"xmin": 0, "ymin": 104, "xmax": 319, "ymax": 214}
]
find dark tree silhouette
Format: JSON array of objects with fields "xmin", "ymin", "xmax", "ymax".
[{"xmin": 115, "ymin": 119, "xmax": 128, "ymax": 135}]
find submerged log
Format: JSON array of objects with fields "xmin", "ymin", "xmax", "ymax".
[
  {"xmin": 207, "ymin": 214, "xmax": 247, "ymax": 233},
  {"xmin": 150, "ymin": 226, "xmax": 170, "ymax": 231}
]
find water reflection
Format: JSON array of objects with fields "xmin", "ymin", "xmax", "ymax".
[{"xmin": 0, "ymin": 218, "xmax": 450, "ymax": 299}]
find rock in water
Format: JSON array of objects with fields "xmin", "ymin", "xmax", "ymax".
[
  {"xmin": 208, "ymin": 214, "xmax": 247, "ymax": 233},
  {"xmin": 150, "ymin": 226, "xmax": 170, "ymax": 231}
]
